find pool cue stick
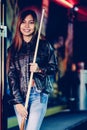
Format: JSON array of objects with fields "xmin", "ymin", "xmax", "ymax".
[{"xmin": 20, "ymin": 8, "xmax": 45, "ymax": 130}]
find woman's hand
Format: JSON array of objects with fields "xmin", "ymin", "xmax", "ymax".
[
  {"xmin": 15, "ymin": 104, "xmax": 28, "ymax": 119},
  {"xmin": 30, "ymin": 63, "xmax": 41, "ymax": 72}
]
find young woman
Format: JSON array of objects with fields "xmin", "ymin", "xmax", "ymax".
[{"xmin": 7, "ymin": 9, "xmax": 57, "ymax": 130}]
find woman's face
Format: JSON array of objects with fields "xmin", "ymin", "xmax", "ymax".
[{"xmin": 20, "ymin": 14, "xmax": 35, "ymax": 39}]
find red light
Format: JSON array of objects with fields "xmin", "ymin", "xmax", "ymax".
[
  {"xmin": 53, "ymin": 0, "xmax": 73, "ymax": 8},
  {"xmin": 78, "ymin": 7, "xmax": 87, "ymax": 16},
  {"xmin": 67, "ymin": 0, "xmax": 78, "ymax": 6},
  {"xmin": 53, "ymin": 0, "xmax": 87, "ymax": 21},
  {"xmin": 42, "ymin": 0, "xmax": 50, "ymax": 17}
]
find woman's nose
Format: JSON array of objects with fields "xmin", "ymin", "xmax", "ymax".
[{"xmin": 25, "ymin": 22, "xmax": 29, "ymax": 28}]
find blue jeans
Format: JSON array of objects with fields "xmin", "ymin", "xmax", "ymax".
[{"xmin": 14, "ymin": 87, "xmax": 48, "ymax": 130}]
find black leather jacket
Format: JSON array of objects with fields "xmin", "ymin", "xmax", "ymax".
[{"xmin": 8, "ymin": 39, "xmax": 57, "ymax": 105}]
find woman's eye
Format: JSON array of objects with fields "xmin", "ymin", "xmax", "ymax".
[
  {"xmin": 29, "ymin": 21, "xmax": 34, "ymax": 24},
  {"xmin": 22, "ymin": 20, "xmax": 34, "ymax": 24}
]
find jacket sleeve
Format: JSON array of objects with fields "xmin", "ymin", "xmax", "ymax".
[
  {"xmin": 34, "ymin": 42, "xmax": 58, "ymax": 93},
  {"xmin": 8, "ymin": 56, "xmax": 24, "ymax": 105},
  {"xmin": 38, "ymin": 42, "xmax": 58, "ymax": 75},
  {"xmin": 47, "ymin": 43, "xmax": 58, "ymax": 74}
]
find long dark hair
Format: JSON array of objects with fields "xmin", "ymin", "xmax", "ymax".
[
  {"xmin": 13, "ymin": 9, "xmax": 38, "ymax": 50},
  {"xmin": 7, "ymin": 9, "xmax": 38, "ymax": 74}
]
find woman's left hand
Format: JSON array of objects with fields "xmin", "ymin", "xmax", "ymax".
[{"xmin": 29, "ymin": 63, "xmax": 40, "ymax": 72}]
